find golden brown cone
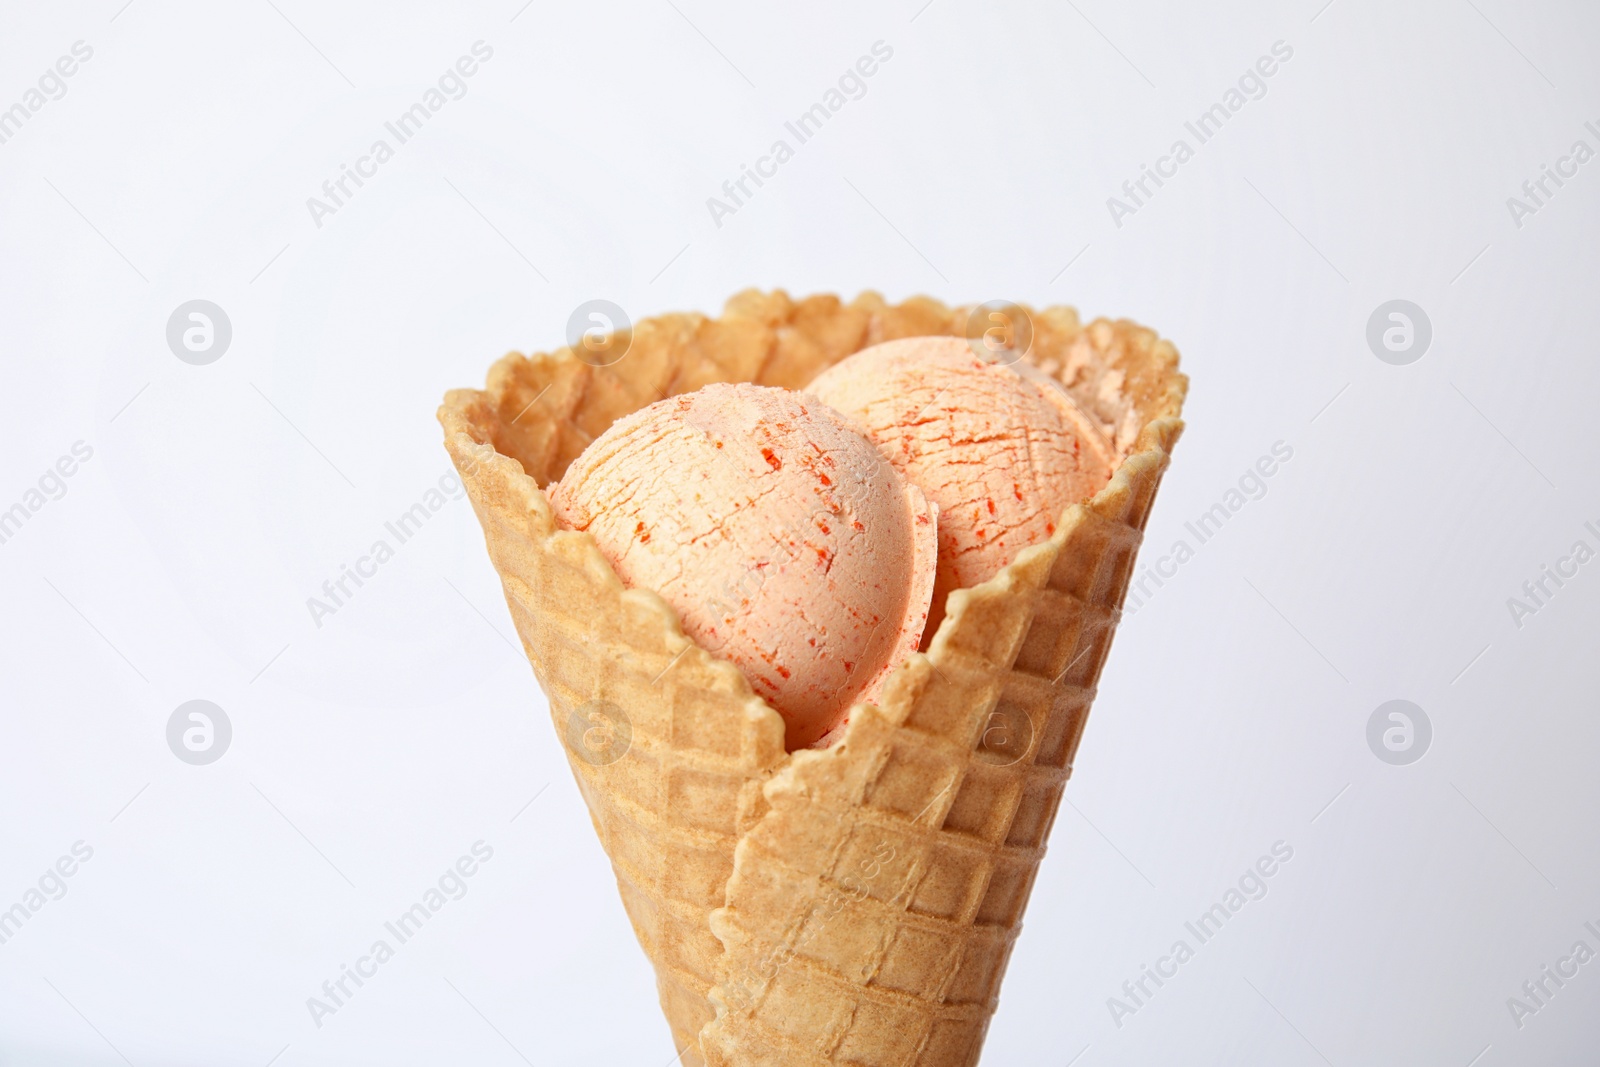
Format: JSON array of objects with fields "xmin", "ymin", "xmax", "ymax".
[{"xmin": 438, "ymin": 291, "xmax": 1186, "ymax": 1065}]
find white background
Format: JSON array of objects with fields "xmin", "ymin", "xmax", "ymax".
[{"xmin": 1, "ymin": 0, "xmax": 1597, "ymax": 1064}]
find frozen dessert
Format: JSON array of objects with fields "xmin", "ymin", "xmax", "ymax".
[
  {"xmin": 806, "ymin": 335, "xmax": 1116, "ymax": 643},
  {"xmin": 440, "ymin": 290, "xmax": 1187, "ymax": 1067},
  {"xmin": 547, "ymin": 381, "xmax": 937, "ymax": 750}
]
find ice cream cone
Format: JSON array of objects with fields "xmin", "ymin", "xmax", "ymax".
[{"xmin": 438, "ymin": 291, "xmax": 1186, "ymax": 1065}]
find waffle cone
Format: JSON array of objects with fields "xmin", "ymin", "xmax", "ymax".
[{"xmin": 438, "ymin": 291, "xmax": 1186, "ymax": 1065}]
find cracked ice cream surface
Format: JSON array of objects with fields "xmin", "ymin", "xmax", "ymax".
[
  {"xmin": 548, "ymin": 382, "xmax": 936, "ymax": 749},
  {"xmin": 806, "ymin": 336, "xmax": 1115, "ymax": 643}
]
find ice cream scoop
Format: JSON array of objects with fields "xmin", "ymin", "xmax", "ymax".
[
  {"xmin": 547, "ymin": 382, "xmax": 937, "ymax": 749},
  {"xmin": 806, "ymin": 336, "xmax": 1115, "ymax": 644}
]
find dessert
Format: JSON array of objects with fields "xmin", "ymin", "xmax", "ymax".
[
  {"xmin": 806, "ymin": 336, "xmax": 1115, "ymax": 643},
  {"xmin": 547, "ymin": 382, "xmax": 937, "ymax": 749},
  {"xmin": 438, "ymin": 291, "xmax": 1186, "ymax": 1066}
]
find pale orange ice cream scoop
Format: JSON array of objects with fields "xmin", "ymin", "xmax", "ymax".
[
  {"xmin": 547, "ymin": 382, "xmax": 937, "ymax": 749},
  {"xmin": 806, "ymin": 336, "xmax": 1115, "ymax": 644}
]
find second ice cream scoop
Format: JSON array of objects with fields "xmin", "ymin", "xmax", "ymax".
[
  {"xmin": 547, "ymin": 382, "xmax": 937, "ymax": 749},
  {"xmin": 806, "ymin": 336, "xmax": 1115, "ymax": 644}
]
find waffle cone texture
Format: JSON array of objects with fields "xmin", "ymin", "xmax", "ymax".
[{"xmin": 438, "ymin": 291, "xmax": 1186, "ymax": 1066}]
